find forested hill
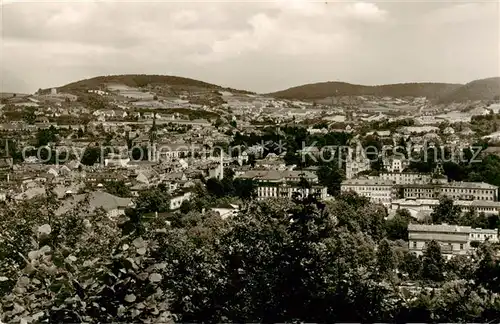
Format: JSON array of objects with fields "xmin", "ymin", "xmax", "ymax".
[
  {"xmin": 437, "ymin": 77, "xmax": 500, "ymax": 103},
  {"xmin": 267, "ymin": 81, "xmax": 462, "ymax": 100},
  {"xmin": 45, "ymin": 74, "xmax": 255, "ymax": 95},
  {"xmin": 268, "ymin": 77, "xmax": 500, "ymax": 102}
]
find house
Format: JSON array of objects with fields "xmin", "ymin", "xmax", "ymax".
[
  {"xmin": 169, "ymin": 192, "xmax": 192, "ymax": 210},
  {"xmin": 211, "ymin": 203, "xmax": 240, "ymax": 219},
  {"xmin": 341, "ymin": 178, "xmax": 395, "ymax": 207},
  {"xmin": 402, "ymin": 182, "xmax": 498, "ymax": 201},
  {"xmin": 55, "ymin": 191, "xmax": 134, "ymax": 218},
  {"xmin": 408, "ymin": 223, "xmax": 499, "ymax": 260}
]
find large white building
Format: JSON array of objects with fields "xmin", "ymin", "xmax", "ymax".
[
  {"xmin": 390, "ymin": 198, "xmax": 500, "ymax": 219},
  {"xmin": 238, "ymin": 170, "xmax": 327, "ymax": 200},
  {"xmin": 341, "ymin": 178, "xmax": 395, "ymax": 207},
  {"xmin": 408, "ymin": 223, "xmax": 499, "ymax": 259},
  {"xmin": 380, "ymin": 172, "xmax": 432, "ymax": 185},
  {"xmin": 403, "ymin": 182, "xmax": 498, "ymax": 201}
]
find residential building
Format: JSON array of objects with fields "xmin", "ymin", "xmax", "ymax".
[
  {"xmin": 256, "ymin": 183, "xmax": 328, "ymax": 200},
  {"xmin": 169, "ymin": 192, "xmax": 192, "ymax": 210},
  {"xmin": 408, "ymin": 223, "xmax": 499, "ymax": 259},
  {"xmin": 55, "ymin": 191, "xmax": 134, "ymax": 218},
  {"xmin": 403, "ymin": 182, "xmax": 498, "ymax": 201},
  {"xmin": 341, "ymin": 178, "xmax": 395, "ymax": 207},
  {"xmin": 380, "ymin": 172, "xmax": 431, "ymax": 185},
  {"xmin": 390, "ymin": 198, "xmax": 500, "ymax": 219}
]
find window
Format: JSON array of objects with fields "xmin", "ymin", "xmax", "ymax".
[
  {"xmin": 460, "ymin": 244, "xmax": 464, "ymax": 250},
  {"xmin": 412, "ymin": 241, "xmax": 417, "ymax": 249}
]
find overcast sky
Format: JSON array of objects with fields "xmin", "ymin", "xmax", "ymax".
[{"xmin": 1, "ymin": 0, "xmax": 499, "ymax": 94}]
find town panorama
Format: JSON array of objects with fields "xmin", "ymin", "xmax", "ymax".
[{"xmin": 1, "ymin": 0, "xmax": 500, "ymax": 322}]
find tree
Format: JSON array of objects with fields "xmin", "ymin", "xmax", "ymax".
[
  {"xmin": 247, "ymin": 153, "xmax": 257, "ymax": 167},
  {"xmin": 233, "ymin": 178, "xmax": 257, "ymax": 200},
  {"xmin": 385, "ymin": 209, "xmax": 411, "ymax": 241},
  {"xmin": 36, "ymin": 127, "xmax": 58, "ymax": 147},
  {"xmin": 446, "ymin": 255, "xmax": 474, "ymax": 280},
  {"xmin": 317, "ymin": 163, "xmax": 343, "ymax": 196},
  {"xmin": 431, "ymin": 196, "xmax": 462, "ymax": 225},
  {"xmin": 81, "ymin": 146, "xmax": 101, "ymax": 166},
  {"xmin": 400, "ymin": 251, "xmax": 422, "ymax": 280},
  {"xmin": 23, "ymin": 108, "xmax": 36, "ymax": 125},
  {"xmin": 298, "ymin": 177, "xmax": 311, "ymax": 190},
  {"xmin": 377, "ymin": 239, "xmax": 396, "ymax": 276},
  {"xmin": 104, "ymin": 180, "xmax": 131, "ymax": 198},
  {"xmin": 135, "ymin": 187, "xmax": 171, "ymax": 213},
  {"xmin": 474, "ymin": 243, "xmax": 500, "ymax": 292},
  {"xmin": 422, "ymin": 240, "xmax": 445, "ymax": 282},
  {"xmin": 206, "ymin": 178, "xmax": 226, "ymax": 198}
]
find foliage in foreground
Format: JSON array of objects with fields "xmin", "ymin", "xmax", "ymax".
[{"xmin": 1, "ymin": 194, "xmax": 500, "ymax": 323}]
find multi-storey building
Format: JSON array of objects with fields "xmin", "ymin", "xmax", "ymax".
[
  {"xmin": 238, "ymin": 170, "xmax": 318, "ymax": 184},
  {"xmin": 256, "ymin": 184, "xmax": 328, "ymax": 200},
  {"xmin": 340, "ymin": 178, "xmax": 395, "ymax": 207},
  {"xmin": 384, "ymin": 156, "xmax": 409, "ymax": 173},
  {"xmin": 403, "ymin": 182, "xmax": 498, "ymax": 201},
  {"xmin": 237, "ymin": 170, "xmax": 326, "ymax": 200},
  {"xmin": 390, "ymin": 198, "xmax": 500, "ymax": 219},
  {"xmin": 380, "ymin": 172, "xmax": 432, "ymax": 185},
  {"xmin": 408, "ymin": 223, "xmax": 499, "ymax": 259}
]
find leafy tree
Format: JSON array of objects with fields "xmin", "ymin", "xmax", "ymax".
[
  {"xmin": 446, "ymin": 255, "xmax": 474, "ymax": 280},
  {"xmin": 135, "ymin": 187, "xmax": 171, "ymax": 213},
  {"xmin": 233, "ymin": 178, "xmax": 257, "ymax": 200},
  {"xmin": 23, "ymin": 108, "xmax": 36, "ymax": 125},
  {"xmin": 317, "ymin": 163, "xmax": 343, "ymax": 196},
  {"xmin": 400, "ymin": 251, "xmax": 422, "ymax": 280},
  {"xmin": 377, "ymin": 239, "xmax": 396, "ymax": 276},
  {"xmin": 431, "ymin": 196, "xmax": 462, "ymax": 225},
  {"xmin": 422, "ymin": 240, "xmax": 445, "ymax": 282},
  {"xmin": 474, "ymin": 243, "xmax": 500, "ymax": 292},
  {"xmin": 298, "ymin": 177, "xmax": 311, "ymax": 190},
  {"xmin": 385, "ymin": 209, "xmax": 411, "ymax": 241},
  {"xmin": 104, "ymin": 180, "xmax": 131, "ymax": 198},
  {"xmin": 81, "ymin": 146, "xmax": 101, "ymax": 166},
  {"xmin": 36, "ymin": 127, "xmax": 58, "ymax": 147},
  {"xmin": 206, "ymin": 178, "xmax": 226, "ymax": 198}
]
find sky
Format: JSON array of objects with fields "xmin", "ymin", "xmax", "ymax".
[{"xmin": 1, "ymin": 0, "xmax": 499, "ymax": 94}]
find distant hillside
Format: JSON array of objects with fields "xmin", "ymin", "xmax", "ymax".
[
  {"xmin": 268, "ymin": 82, "xmax": 462, "ymax": 100},
  {"xmin": 437, "ymin": 77, "xmax": 500, "ymax": 103},
  {"xmin": 49, "ymin": 74, "xmax": 255, "ymax": 95}
]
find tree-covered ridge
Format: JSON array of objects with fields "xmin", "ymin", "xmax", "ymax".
[
  {"xmin": 2, "ymin": 192, "xmax": 500, "ymax": 323},
  {"xmin": 268, "ymin": 77, "xmax": 500, "ymax": 102},
  {"xmin": 48, "ymin": 74, "xmax": 255, "ymax": 95},
  {"xmin": 268, "ymin": 81, "xmax": 463, "ymax": 100}
]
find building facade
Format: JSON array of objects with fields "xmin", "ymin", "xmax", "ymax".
[
  {"xmin": 390, "ymin": 198, "xmax": 500, "ymax": 219},
  {"xmin": 408, "ymin": 223, "xmax": 499, "ymax": 259},
  {"xmin": 380, "ymin": 172, "xmax": 431, "ymax": 185},
  {"xmin": 403, "ymin": 182, "xmax": 498, "ymax": 201},
  {"xmin": 341, "ymin": 178, "xmax": 395, "ymax": 207}
]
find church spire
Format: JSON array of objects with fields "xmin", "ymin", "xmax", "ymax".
[{"xmin": 148, "ymin": 113, "xmax": 157, "ymax": 162}]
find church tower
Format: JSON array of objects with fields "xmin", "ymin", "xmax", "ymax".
[
  {"xmin": 148, "ymin": 113, "xmax": 157, "ymax": 162},
  {"xmin": 218, "ymin": 150, "xmax": 224, "ymax": 180}
]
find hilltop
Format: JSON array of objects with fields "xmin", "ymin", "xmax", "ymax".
[
  {"xmin": 267, "ymin": 81, "xmax": 463, "ymax": 100},
  {"xmin": 46, "ymin": 74, "xmax": 255, "ymax": 95},
  {"xmin": 437, "ymin": 77, "xmax": 500, "ymax": 103}
]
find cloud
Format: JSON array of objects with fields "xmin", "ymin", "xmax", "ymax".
[{"xmin": 0, "ymin": 0, "xmax": 497, "ymax": 93}]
